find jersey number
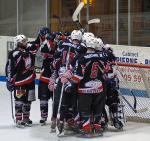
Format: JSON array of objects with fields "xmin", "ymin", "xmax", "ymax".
[
  {"xmin": 90, "ymin": 62, "xmax": 99, "ymax": 78},
  {"xmin": 62, "ymin": 51, "xmax": 75, "ymax": 64}
]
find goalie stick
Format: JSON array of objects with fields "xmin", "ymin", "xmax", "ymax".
[{"xmin": 98, "ymin": 64, "xmax": 148, "ymax": 113}]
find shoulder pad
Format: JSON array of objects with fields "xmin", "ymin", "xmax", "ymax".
[
  {"xmin": 80, "ymin": 42, "xmax": 86, "ymax": 47},
  {"xmin": 12, "ymin": 50, "xmax": 20, "ymax": 57}
]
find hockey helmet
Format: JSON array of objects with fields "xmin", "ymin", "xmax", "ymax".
[
  {"xmin": 82, "ymin": 32, "xmax": 94, "ymax": 44},
  {"xmin": 14, "ymin": 34, "xmax": 28, "ymax": 47},
  {"xmin": 38, "ymin": 27, "xmax": 50, "ymax": 37},
  {"xmin": 95, "ymin": 38, "xmax": 104, "ymax": 51},
  {"xmin": 85, "ymin": 37, "xmax": 96, "ymax": 49},
  {"xmin": 71, "ymin": 30, "xmax": 82, "ymax": 41},
  {"xmin": 104, "ymin": 44, "xmax": 113, "ymax": 53}
]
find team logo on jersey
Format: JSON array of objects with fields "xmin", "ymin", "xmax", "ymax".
[
  {"xmin": 16, "ymin": 89, "xmax": 26, "ymax": 98},
  {"xmin": 23, "ymin": 56, "xmax": 32, "ymax": 70},
  {"xmin": 85, "ymin": 80, "xmax": 102, "ymax": 88}
]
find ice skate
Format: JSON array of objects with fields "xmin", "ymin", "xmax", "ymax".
[
  {"xmin": 101, "ymin": 121, "xmax": 108, "ymax": 131},
  {"xmin": 113, "ymin": 119, "xmax": 123, "ymax": 131},
  {"xmin": 56, "ymin": 121, "xmax": 64, "ymax": 137},
  {"xmin": 16, "ymin": 120, "xmax": 26, "ymax": 128},
  {"xmin": 63, "ymin": 121, "xmax": 75, "ymax": 135},
  {"xmin": 24, "ymin": 119, "xmax": 33, "ymax": 127},
  {"xmin": 92, "ymin": 124, "xmax": 103, "ymax": 137},
  {"xmin": 40, "ymin": 118, "xmax": 47, "ymax": 126},
  {"xmin": 50, "ymin": 118, "xmax": 56, "ymax": 132},
  {"xmin": 77, "ymin": 124, "xmax": 93, "ymax": 138}
]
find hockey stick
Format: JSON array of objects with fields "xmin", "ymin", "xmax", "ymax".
[
  {"xmin": 72, "ymin": 2, "xmax": 84, "ymax": 29},
  {"xmin": 87, "ymin": 18, "xmax": 100, "ymax": 25},
  {"xmin": 10, "ymin": 91, "xmax": 15, "ymax": 123},
  {"xmin": 72, "ymin": 2, "xmax": 100, "ymax": 32},
  {"xmin": 56, "ymin": 47, "xmax": 71, "ymax": 136}
]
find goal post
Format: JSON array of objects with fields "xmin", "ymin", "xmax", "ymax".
[{"xmin": 115, "ymin": 62, "xmax": 150, "ymax": 123}]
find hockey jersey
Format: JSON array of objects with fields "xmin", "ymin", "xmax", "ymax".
[
  {"xmin": 53, "ymin": 39, "xmax": 87, "ymax": 74},
  {"xmin": 38, "ymin": 38, "xmax": 55, "ymax": 83},
  {"xmin": 6, "ymin": 48, "xmax": 35, "ymax": 86},
  {"xmin": 72, "ymin": 52, "xmax": 108, "ymax": 94}
]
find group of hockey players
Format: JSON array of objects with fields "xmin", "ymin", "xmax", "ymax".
[{"xmin": 5, "ymin": 26, "xmax": 126, "ymax": 137}]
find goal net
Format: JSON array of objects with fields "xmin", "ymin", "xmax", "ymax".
[{"xmin": 115, "ymin": 62, "xmax": 150, "ymax": 123}]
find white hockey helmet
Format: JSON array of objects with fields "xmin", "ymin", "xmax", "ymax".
[
  {"xmin": 71, "ymin": 30, "xmax": 82, "ymax": 41},
  {"xmin": 14, "ymin": 34, "xmax": 28, "ymax": 47},
  {"xmin": 95, "ymin": 38, "xmax": 104, "ymax": 51},
  {"xmin": 82, "ymin": 32, "xmax": 94, "ymax": 44},
  {"xmin": 104, "ymin": 44, "xmax": 113, "ymax": 52},
  {"xmin": 85, "ymin": 37, "xmax": 96, "ymax": 49}
]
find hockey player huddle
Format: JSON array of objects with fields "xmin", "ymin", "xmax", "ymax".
[{"xmin": 5, "ymin": 27, "xmax": 126, "ymax": 137}]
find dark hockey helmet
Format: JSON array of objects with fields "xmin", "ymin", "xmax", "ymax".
[
  {"xmin": 38, "ymin": 27, "xmax": 50, "ymax": 37},
  {"xmin": 63, "ymin": 31, "xmax": 71, "ymax": 36}
]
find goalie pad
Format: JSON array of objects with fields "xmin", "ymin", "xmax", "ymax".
[{"xmin": 109, "ymin": 102, "xmax": 126, "ymax": 130}]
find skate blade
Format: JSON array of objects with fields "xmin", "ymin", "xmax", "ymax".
[
  {"xmin": 64, "ymin": 130, "xmax": 76, "ymax": 136},
  {"xmin": 56, "ymin": 127, "xmax": 65, "ymax": 137},
  {"xmin": 56, "ymin": 131, "xmax": 65, "ymax": 137},
  {"xmin": 25, "ymin": 124, "xmax": 32, "ymax": 127},
  {"xmin": 40, "ymin": 122, "xmax": 46, "ymax": 126},
  {"xmin": 115, "ymin": 127, "xmax": 123, "ymax": 132},
  {"xmin": 16, "ymin": 125, "xmax": 25, "ymax": 128}
]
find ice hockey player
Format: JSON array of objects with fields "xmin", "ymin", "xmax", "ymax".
[
  {"xmin": 101, "ymin": 44, "xmax": 126, "ymax": 130},
  {"xmin": 32, "ymin": 27, "xmax": 56, "ymax": 125},
  {"xmin": 49, "ymin": 29, "xmax": 87, "ymax": 134},
  {"xmin": 5, "ymin": 35, "xmax": 36, "ymax": 128},
  {"xmin": 61, "ymin": 36, "xmax": 108, "ymax": 137}
]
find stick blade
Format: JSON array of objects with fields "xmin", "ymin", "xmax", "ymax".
[
  {"xmin": 88, "ymin": 18, "xmax": 100, "ymax": 24},
  {"xmin": 72, "ymin": 2, "xmax": 84, "ymax": 21}
]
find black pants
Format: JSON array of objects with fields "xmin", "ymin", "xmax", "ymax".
[
  {"xmin": 38, "ymin": 80, "xmax": 53, "ymax": 100},
  {"xmin": 52, "ymin": 80, "xmax": 78, "ymax": 121},
  {"xmin": 78, "ymin": 92, "xmax": 106, "ymax": 124}
]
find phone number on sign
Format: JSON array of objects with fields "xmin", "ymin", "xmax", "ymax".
[{"xmin": 121, "ymin": 74, "xmax": 150, "ymax": 83}]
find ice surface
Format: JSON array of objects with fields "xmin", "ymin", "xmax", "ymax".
[{"xmin": 0, "ymin": 82, "xmax": 150, "ymax": 141}]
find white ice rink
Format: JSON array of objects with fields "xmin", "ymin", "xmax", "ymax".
[{"xmin": 0, "ymin": 81, "xmax": 150, "ymax": 141}]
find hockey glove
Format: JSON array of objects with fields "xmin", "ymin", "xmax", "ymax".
[
  {"xmin": 60, "ymin": 76, "xmax": 68, "ymax": 84},
  {"xmin": 6, "ymin": 80, "xmax": 15, "ymax": 92},
  {"xmin": 63, "ymin": 70, "xmax": 73, "ymax": 79}
]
